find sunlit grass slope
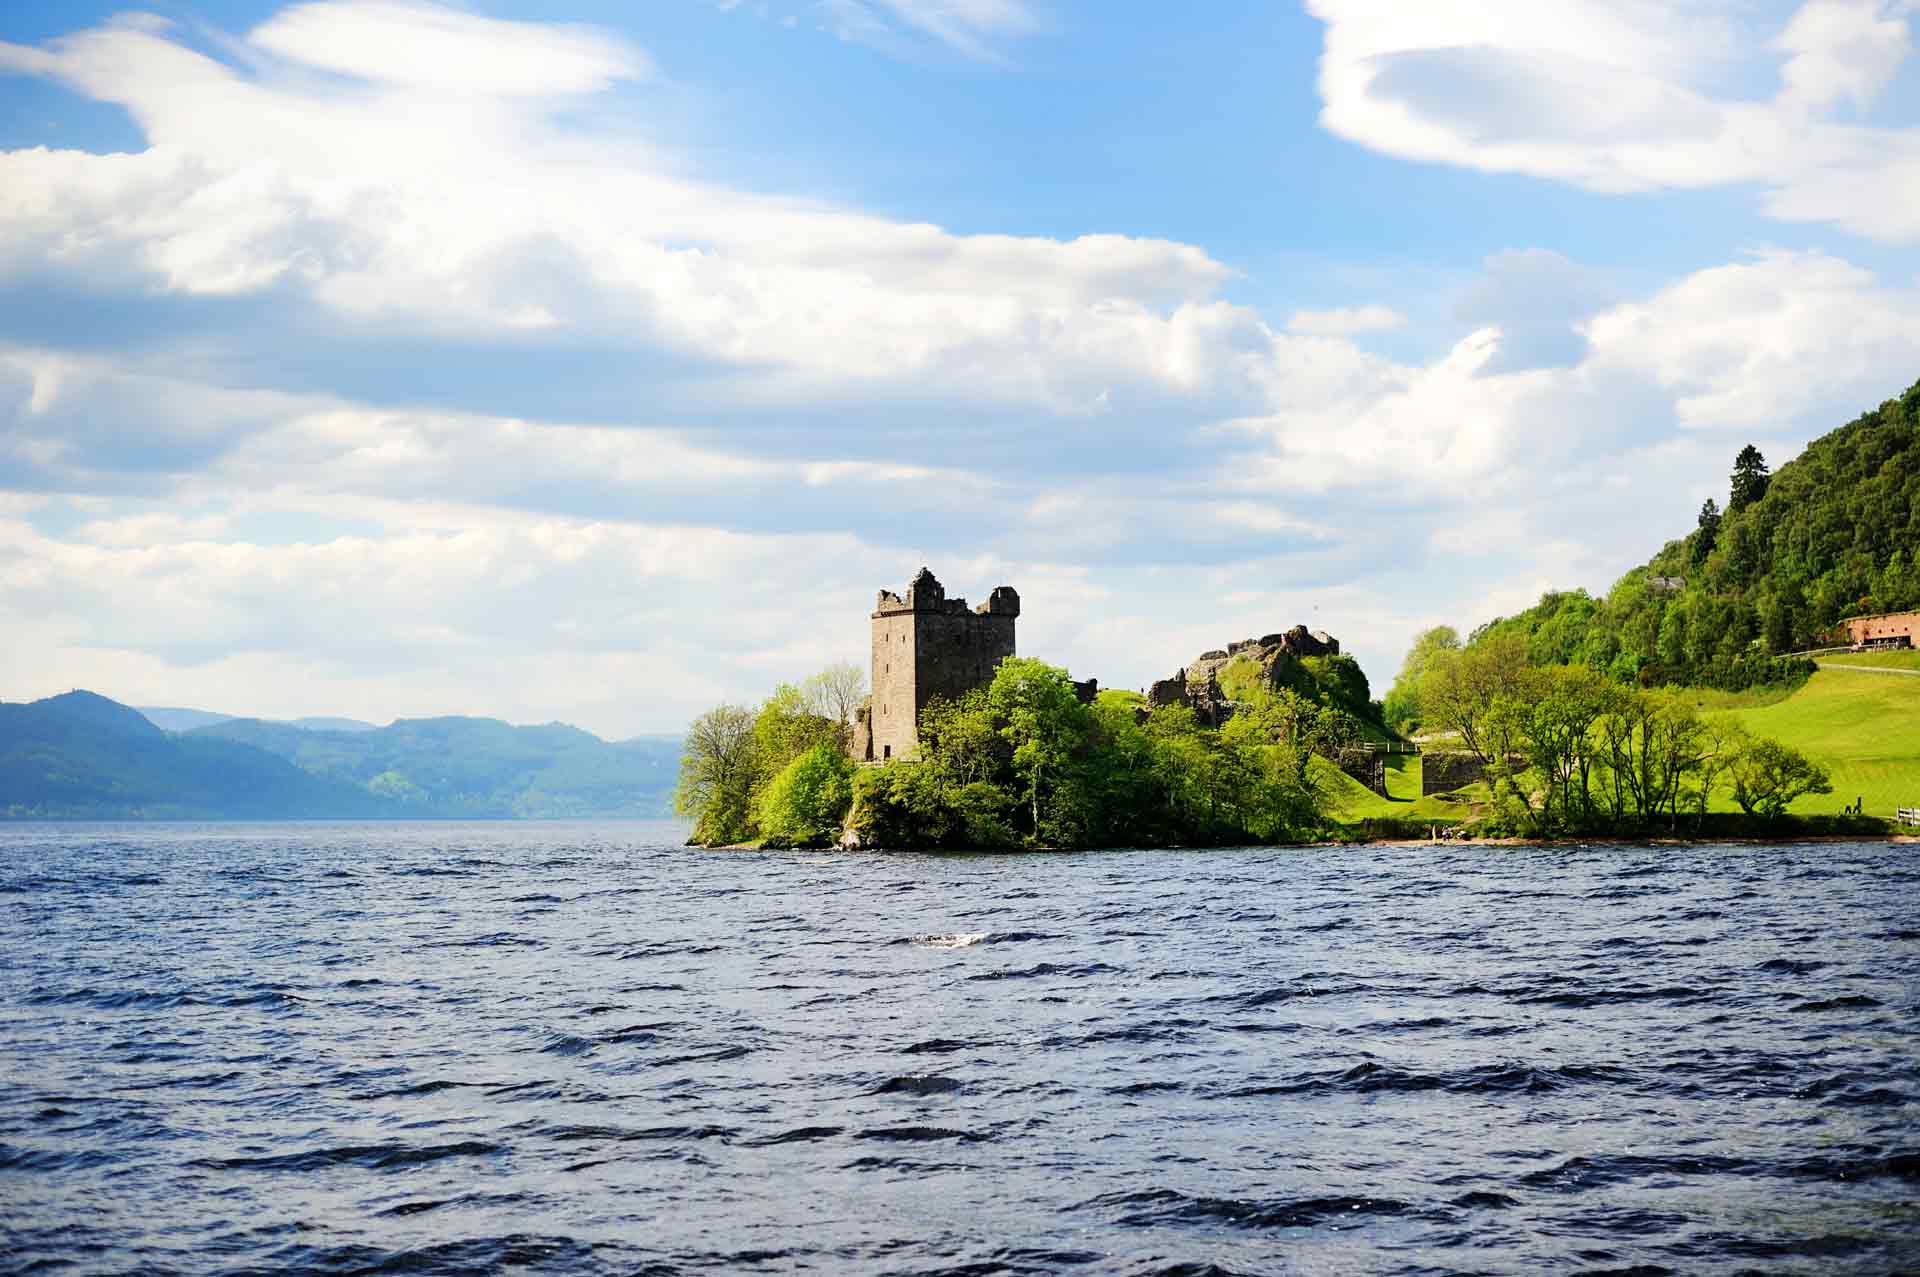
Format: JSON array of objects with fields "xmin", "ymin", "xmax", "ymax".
[
  {"xmin": 1721, "ymin": 667, "xmax": 1920, "ymax": 817},
  {"xmin": 1319, "ymin": 754, "xmax": 1476, "ymax": 824},
  {"xmin": 1815, "ymin": 650, "xmax": 1920, "ymax": 672}
]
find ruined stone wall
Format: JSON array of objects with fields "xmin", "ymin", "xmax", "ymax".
[
  {"xmin": 1421, "ymin": 752, "xmax": 1488, "ymax": 797},
  {"xmin": 1337, "ymin": 747, "xmax": 1388, "ymax": 797},
  {"xmin": 849, "ymin": 702, "xmax": 873, "ymax": 766}
]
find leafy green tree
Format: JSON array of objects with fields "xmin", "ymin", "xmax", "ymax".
[
  {"xmin": 986, "ymin": 657, "xmax": 1093, "ymax": 843},
  {"xmin": 674, "ymin": 704, "xmax": 759, "ymax": 845},
  {"xmin": 1383, "ymin": 625, "xmax": 1459, "ymax": 733},
  {"xmin": 918, "ymin": 689, "xmax": 1008, "ymax": 787},
  {"xmin": 1729, "ymin": 444, "xmax": 1769, "ymax": 513},
  {"xmin": 752, "ymin": 684, "xmax": 840, "ymax": 784},
  {"xmin": 1517, "ymin": 665, "xmax": 1618, "ymax": 830},
  {"xmin": 1420, "ymin": 631, "xmax": 1530, "ymax": 763},
  {"xmin": 1729, "ymin": 736, "xmax": 1833, "ymax": 818},
  {"xmin": 756, "ymin": 742, "xmax": 854, "ymax": 848},
  {"xmin": 1594, "ymin": 688, "xmax": 1704, "ymax": 829}
]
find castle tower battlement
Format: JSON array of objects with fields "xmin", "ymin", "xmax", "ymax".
[{"xmin": 864, "ymin": 567, "xmax": 1018, "ymax": 762}]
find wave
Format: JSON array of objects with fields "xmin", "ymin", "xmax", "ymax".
[
  {"xmin": 190, "ymin": 1139, "xmax": 502, "ymax": 1173},
  {"xmin": 1077, "ymin": 1186, "xmax": 1432, "ymax": 1230}
]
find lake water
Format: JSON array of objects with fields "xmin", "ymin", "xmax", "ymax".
[{"xmin": 2, "ymin": 823, "xmax": 1916, "ymax": 1275}]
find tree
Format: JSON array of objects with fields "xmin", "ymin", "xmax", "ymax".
[
  {"xmin": 1729, "ymin": 736, "xmax": 1832, "ymax": 818},
  {"xmin": 1517, "ymin": 665, "xmax": 1618, "ymax": 830},
  {"xmin": 1729, "ymin": 444, "xmax": 1769, "ymax": 513},
  {"xmin": 674, "ymin": 704, "xmax": 759, "ymax": 845},
  {"xmin": 1383, "ymin": 625, "xmax": 1460, "ymax": 733},
  {"xmin": 1693, "ymin": 498, "xmax": 1721, "ymax": 564},
  {"xmin": 1690, "ymin": 717, "xmax": 1748, "ymax": 816},
  {"xmin": 752, "ymin": 683, "xmax": 840, "ymax": 781},
  {"xmin": 803, "ymin": 661, "xmax": 867, "ymax": 739},
  {"xmin": 756, "ymin": 743, "xmax": 855, "ymax": 848},
  {"xmin": 986, "ymin": 658, "xmax": 1091, "ymax": 842},
  {"xmin": 1420, "ymin": 632, "xmax": 1530, "ymax": 763}
]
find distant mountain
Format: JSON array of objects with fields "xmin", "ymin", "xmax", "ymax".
[
  {"xmin": 137, "ymin": 707, "xmax": 379, "ymax": 733},
  {"xmin": 189, "ymin": 713, "xmax": 680, "ymax": 819},
  {"xmin": 289, "ymin": 716, "xmax": 380, "ymax": 733},
  {"xmin": 1, "ymin": 691, "xmax": 398, "ymax": 820},
  {"xmin": 137, "ymin": 706, "xmax": 237, "ymax": 733},
  {"xmin": 2, "ymin": 691, "xmax": 681, "ymax": 821}
]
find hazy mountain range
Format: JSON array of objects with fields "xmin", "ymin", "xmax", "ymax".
[
  {"xmin": 137, "ymin": 707, "xmax": 381, "ymax": 734},
  {"xmin": 1, "ymin": 690, "xmax": 681, "ymax": 821}
]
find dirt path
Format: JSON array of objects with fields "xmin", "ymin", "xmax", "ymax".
[{"xmin": 1816, "ymin": 662, "xmax": 1920, "ymax": 676}]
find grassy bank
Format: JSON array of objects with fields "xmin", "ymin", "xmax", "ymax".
[
  {"xmin": 1720, "ymin": 665, "xmax": 1920, "ymax": 816},
  {"xmin": 1326, "ymin": 663, "xmax": 1918, "ymax": 833}
]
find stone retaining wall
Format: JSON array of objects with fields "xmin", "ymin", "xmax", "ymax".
[{"xmin": 1421, "ymin": 751, "xmax": 1488, "ymax": 797}]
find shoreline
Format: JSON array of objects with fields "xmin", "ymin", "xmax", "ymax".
[{"xmin": 693, "ymin": 832, "xmax": 1917, "ymax": 852}]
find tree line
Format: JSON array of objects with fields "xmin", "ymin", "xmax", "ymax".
[
  {"xmin": 1382, "ymin": 385, "xmax": 1917, "ymax": 713},
  {"xmin": 674, "ymin": 656, "xmax": 1373, "ymax": 850},
  {"xmin": 1408, "ymin": 632, "xmax": 1831, "ymax": 835}
]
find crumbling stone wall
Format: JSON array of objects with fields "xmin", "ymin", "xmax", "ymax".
[
  {"xmin": 1147, "ymin": 624, "xmax": 1344, "ymax": 729},
  {"xmin": 868, "ymin": 568, "xmax": 1019, "ymax": 762},
  {"xmin": 1421, "ymin": 751, "xmax": 1488, "ymax": 797},
  {"xmin": 1337, "ymin": 747, "xmax": 1389, "ymax": 797}
]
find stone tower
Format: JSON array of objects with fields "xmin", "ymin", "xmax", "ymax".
[{"xmin": 865, "ymin": 567, "xmax": 1019, "ymax": 762}]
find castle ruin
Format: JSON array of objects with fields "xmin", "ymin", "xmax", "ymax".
[
  {"xmin": 852, "ymin": 568, "xmax": 1019, "ymax": 762},
  {"xmin": 1148, "ymin": 625, "xmax": 1341, "ymax": 726}
]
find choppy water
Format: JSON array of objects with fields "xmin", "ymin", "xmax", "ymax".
[{"xmin": 2, "ymin": 824, "xmax": 1917, "ymax": 1276}]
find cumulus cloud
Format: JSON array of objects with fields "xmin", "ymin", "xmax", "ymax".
[
  {"xmin": 1453, "ymin": 249, "xmax": 1621, "ymax": 374},
  {"xmin": 1306, "ymin": 0, "xmax": 1920, "ymax": 241},
  {"xmin": 2, "ymin": 4, "xmax": 1917, "ymax": 733},
  {"xmin": 1286, "ymin": 304, "xmax": 1406, "ymax": 336},
  {"xmin": 0, "ymin": 7, "xmax": 1238, "ymax": 419}
]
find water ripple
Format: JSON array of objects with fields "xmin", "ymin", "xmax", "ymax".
[{"xmin": 0, "ymin": 822, "xmax": 1916, "ymax": 1275}]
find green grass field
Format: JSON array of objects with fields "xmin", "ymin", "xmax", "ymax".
[
  {"xmin": 1721, "ymin": 666, "xmax": 1920, "ymax": 817},
  {"xmin": 1318, "ymin": 753, "xmax": 1478, "ymax": 823},
  {"xmin": 1814, "ymin": 649, "xmax": 1920, "ymax": 672}
]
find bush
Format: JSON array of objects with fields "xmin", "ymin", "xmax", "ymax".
[{"xmin": 755, "ymin": 743, "xmax": 854, "ymax": 848}]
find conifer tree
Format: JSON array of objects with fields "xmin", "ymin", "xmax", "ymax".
[
  {"xmin": 1729, "ymin": 445, "xmax": 1769, "ymax": 513},
  {"xmin": 1693, "ymin": 498, "xmax": 1721, "ymax": 563}
]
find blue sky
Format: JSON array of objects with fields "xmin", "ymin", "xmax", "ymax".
[{"xmin": 2, "ymin": 0, "xmax": 1918, "ymax": 735}]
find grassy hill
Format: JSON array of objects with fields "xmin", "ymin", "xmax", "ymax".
[
  {"xmin": 1405, "ymin": 378, "xmax": 1919, "ymax": 701},
  {"xmin": 1317, "ymin": 754, "xmax": 1477, "ymax": 825},
  {"xmin": 1720, "ymin": 663, "xmax": 1920, "ymax": 817}
]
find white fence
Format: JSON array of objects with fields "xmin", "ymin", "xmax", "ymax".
[{"xmin": 1899, "ymin": 807, "xmax": 1920, "ymax": 828}]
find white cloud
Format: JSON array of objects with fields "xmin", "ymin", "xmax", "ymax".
[
  {"xmin": 1286, "ymin": 304, "xmax": 1406, "ymax": 336},
  {"xmin": 817, "ymin": 0, "xmax": 1039, "ymax": 59},
  {"xmin": 3, "ymin": 4, "xmax": 1917, "ymax": 733},
  {"xmin": 0, "ymin": 9, "xmax": 1241, "ymax": 414},
  {"xmin": 251, "ymin": 2, "xmax": 650, "ymax": 95},
  {"xmin": 1583, "ymin": 249, "xmax": 1920, "ymax": 429},
  {"xmin": 1775, "ymin": 0, "xmax": 1914, "ymax": 113},
  {"xmin": 1306, "ymin": 0, "xmax": 1920, "ymax": 241}
]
